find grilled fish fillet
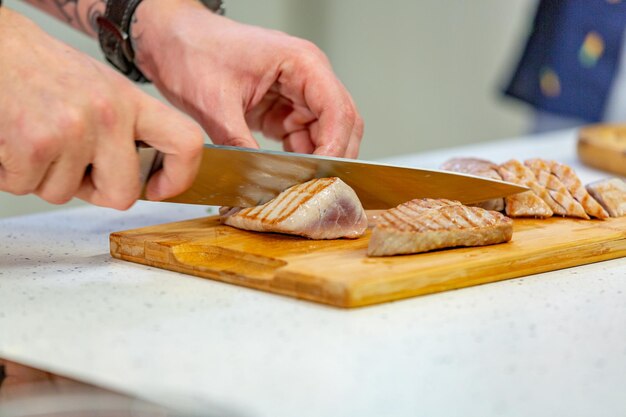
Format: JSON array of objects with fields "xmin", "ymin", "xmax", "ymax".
[
  {"xmin": 544, "ymin": 160, "xmax": 609, "ymax": 219},
  {"xmin": 585, "ymin": 178, "xmax": 626, "ymax": 217},
  {"xmin": 501, "ymin": 159, "xmax": 565, "ymax": 215},
  {"xmin": 221, "ymin": 177, "xmax": 368, "ymax": 239},
  {"xmin": 524, "ymin": 158, "xmax": 589, "ymax": 219},
  {"xmin": 440, "ymin": 158, "xmax": 505, "ymax": 211},
  {"xmin": 367, "ymin": 198, "xmax": 513, "ymax": 256},
  {"xmin": 497, "ymin": 160, "xmax": 553, "ymax": 218}
]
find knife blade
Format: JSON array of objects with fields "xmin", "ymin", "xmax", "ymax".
[{"xmin": 138, "ymin": 144, "xmax": 527, "ymax": 209}]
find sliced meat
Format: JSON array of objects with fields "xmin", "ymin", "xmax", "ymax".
[
  {"xmin": 500, "ymin": 159, "xmax": 564, "ymax": 215},
  {"xmin": 524, "ymin": 158, "xmax": 589, "ymax": 219},
  {"xmin": 545, "ymin": 160, "xmax": 609, "ymax": 219},
  {"xmin": 367, "ymin": 198, "xmax": 512, "ymax": 256},
  {"xmin": 222, "ymin": 177, "xmax": 368, "ymax": 239},
  {"xmin": 497, "ymin": 160, "xmax": 553, "ymax": 218},
  {"xmin": 585, "ymin": 178, "xmax": 626, "ymax": 217},
  {"xmin": 440, "ymin": 157, "xmax": 504, "ymax": 211}
]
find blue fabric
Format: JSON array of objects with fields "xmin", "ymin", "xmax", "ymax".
[{"xmin": 505, "ymin": 0, "xmax": 626, "ymax": 122}]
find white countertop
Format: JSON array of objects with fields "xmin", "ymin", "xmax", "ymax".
[{"xmin": 1, "ymin": 129, "xmax": 625, "ymax": 417}]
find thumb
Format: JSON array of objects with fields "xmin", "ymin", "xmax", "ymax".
[
  {"xmin": 200, "ymin": 97, "xmax": 259, "ymax": 149},
  {"xmin": 135, "ymin": 98, "xmax": 204, "ymax": 201}
]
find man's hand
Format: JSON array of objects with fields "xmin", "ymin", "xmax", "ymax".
[
  {"xmin": 0, "ymin": 9, "xmax": 204, "ymax": 208},
  {"xmin": 131, "ymin": 0, "xmax": 364, "ymax": 158}
]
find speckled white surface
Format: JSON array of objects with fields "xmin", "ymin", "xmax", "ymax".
[{"xmin": 1, "ymin": 130, "xmax": 625, "ymax": 417}]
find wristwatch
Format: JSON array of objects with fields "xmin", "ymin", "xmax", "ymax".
[{"xmin": 97, "ymin": 0, "xmax": 224, "ymax": 83}]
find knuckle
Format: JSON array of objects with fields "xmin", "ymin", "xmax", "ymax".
[
  {"xmin": 91, "ymin": 94, "xmax": 118, "ymax": 127},
  {"xmin": 298, "ymin": 39, "xmax": 324, "ymax": 57},
  {"xmin": 355, "ymin": 115, "xmax": 365, "ymax": 138},
  {"xmin": 38, "ymin": 189, "xmax": 74, "ymax": 205},
  {"xmin": 57, "ymin": 108, "xmax": 86, "ymax": 139},
  {"xmin": 342, "ymin": 104, "xmax": 357, "ymax": 125},
  {"xmin": 181, "ymin": 124, "xmax": 205, "ymax": 153},
  {"xmin": 26, "ymin": 133, "xmax": 58, "ymax": 164},
  {"xmin": 108, "ymin": 196, "xmax": 135, "ymax": 211},
  {"xmin": 293, "ymin": 40, "xmax": 328, "ymax": 67},
  {"xmin": 226, "ymin": 137, "xmax": 254, "ymax": 148},
  {"xmin": 186, "ymin": 131, "xmax": 204, "ymax": 158},
  {"xmin": 107, "ymin": 186, "xmax": 140, "ymax": 210},
  {"xmin": 2, "ymin": 176, "xmax": 37, "ymax": 195},
  {"xmin": 7, "ymin": 185, "xmax": 35, "ymax": 196}
]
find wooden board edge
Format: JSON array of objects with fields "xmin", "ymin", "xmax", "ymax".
[
  {"xmin": 109, "ymin": 234, "xmax": 352, "ymax": 308},
  {"xmin": 109, "ymin": 218, "xmax": 626, "ymax": 309},
  {"xmin": 345, "ymin": 239, "xmax": 626, "ymax": 307}
]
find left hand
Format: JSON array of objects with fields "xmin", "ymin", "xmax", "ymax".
[{"xmin": 131, "ymin": 0, "xmax": 364, "ymax": 158}]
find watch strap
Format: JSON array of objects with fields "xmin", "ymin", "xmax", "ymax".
[
  {"xmin": 97, "ymin": 0, "xmax": 149, "ymax": 83},
  {"xmin": 97, "ymin": 0, "xmax": 224, "ymax": 83}
]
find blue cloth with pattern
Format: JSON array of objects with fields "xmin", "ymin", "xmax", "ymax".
[{"xmin": 504, "ymin": 0, "xmax": 626, "ymax": 122}]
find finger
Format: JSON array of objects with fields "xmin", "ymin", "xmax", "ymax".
[
  {"xmin": 345, "ymin": 113, "xmax": 364, "ymax": 159},
  {"xmin": 250, "ymin": 96, "xmax": 294, "ymax": 141},
  {"xmin": 283, "ymin": 129, "xmax": 315, "ymax": 154},
  {"xmin": 280, "ymin": 66, "xmax": 355, "ymax": 157},
  {"xmin": 311, "ymin": 94, "xmax": 355, "ymax": 157},
  {"xmin": 244, "ymin": 88, "xmax": 280, "ymax": 133},
  {"xmin": 135, "ymin": 99, "xmax": 204, "ymax": 201},
  {"xmin": 247, "ymin": 94, "xmax": 318, "ymax": 145},
  {"xmin": 0, "ymin": 137, "xmax": 56, "ymax": 196},
  {"xmin": 75, "ymin": 132, "xmax": 141, "ymax": 210},
  {"xmin": 200, "ymin": 96, "xmax": 260, "ymax": 149},
  {"xmin": 35, "ymin": 149, "xmax": 91, "ymax": 205}
]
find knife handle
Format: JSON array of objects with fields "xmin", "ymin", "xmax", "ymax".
[{"xmin": 137, "ymin": 143, "xmax": 164, "ymax": 184}]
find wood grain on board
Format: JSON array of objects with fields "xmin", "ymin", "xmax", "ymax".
[{"xmin": 110, "ymin": 214, "xmax": 626, "ymax": 307}]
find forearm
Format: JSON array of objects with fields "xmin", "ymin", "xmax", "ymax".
[{"xmin": 21, "ymin": 0, "xmax": 104, "ymax": 37}]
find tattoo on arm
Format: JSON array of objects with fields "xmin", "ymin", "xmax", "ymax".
[{"xmin": 22, "ymin": 0, "xmax": 106, "ymax": 37}]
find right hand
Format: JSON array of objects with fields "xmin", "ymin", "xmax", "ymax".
[{"xmin": 0, "ymin": 9, "xmax": 204, "ymax": 209}]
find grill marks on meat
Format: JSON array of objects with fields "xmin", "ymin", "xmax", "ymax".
[
  {"xmin": 586, "ymin": 178, "xmax": 626, "ymax": 217},
  {"xmin": 544, "ymin": 160, "xmax": 609, "ymax": 219},
  {"xmin": 376, "ymin": 199, "xmax": 461, "ymax": 231},
  {"xmin": 368, "ymin": 198, "xmax": 513, "ymax": 256},
  {"xmin": 440, "ymin": 156, "xmax": 611, "ymax": 220},
  {"xmin": 222, "ymin": 177, "xmax": 368, "ymax": 239},
  {"xmin": 498, "ymin": 160, "xmax": 553, "ymax": 218},
  {"xmin": 524, "ymin": 159, "xmax": 589, "ymax": 219},
  {"xmin": 440, "ymin": 158, "xmax": 505, "ymax": 211},
  {"xmin": 501, "ymin": 160, "xmax": 565, "ymax": 215}
]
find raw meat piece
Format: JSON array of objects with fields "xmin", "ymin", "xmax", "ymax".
[
  {"xmin": 524, "ymin": 158, "xmax": 589, "ymax": 219},
  {"xmin": 497, "ymin": 160, "xmax": 553, "ymax": 218},
  {"xmin": 367, "ymin": 198, "xmax": 512, "ymax": 256},
  {"xmin": 221, "ymin": 177, "xmax": 368, "ymax": 239},
  {"xmin": 440, "ymin": 157, "xmax": 505, "ymax": 211},
  {"xmin": 545, "ymin": 160, "xmax": 609, "ymax": 219},
  {"xmin": 585, "ymin": 178, "xmax": 626, "ymax": 217}
]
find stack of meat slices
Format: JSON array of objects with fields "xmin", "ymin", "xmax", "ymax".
[{"xmin": 440, "ymin": 157, "xmax": 626, "ymax": 220}]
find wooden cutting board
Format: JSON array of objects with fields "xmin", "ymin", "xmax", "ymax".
[
  {"xmin": 578, "ymin": 124, "xmax": 626, "ymax": 176},
  {"xmin": 110, "ymin": 215, "xmax": 626, "ymax": 308}
]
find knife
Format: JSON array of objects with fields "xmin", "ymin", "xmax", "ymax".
[{"xmin": 138, "ymin": 144, "xmax": 527, "ymax": 209}]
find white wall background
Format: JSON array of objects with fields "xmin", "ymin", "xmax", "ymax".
[{"xmin": 0, "ymin": 0, "xmax": 535, "ymax": 218}]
